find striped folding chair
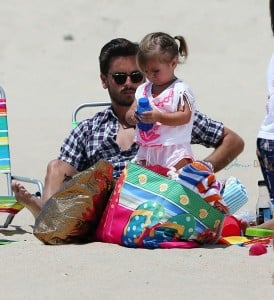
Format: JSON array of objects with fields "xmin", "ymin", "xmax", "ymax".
[{"xmin": 0, "ymin": 86, "xmax": 43, "ymax": 227}]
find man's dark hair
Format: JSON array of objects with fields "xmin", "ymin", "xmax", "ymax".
[{"xmin": 99, "ymin": 38, "xmax": 139, "ymax": 75}]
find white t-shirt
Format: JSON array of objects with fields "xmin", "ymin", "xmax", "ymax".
[
  {"xmin": 258, "ymin": 53, "xmax": 274, "ymax": 140},
  {"xmin": 135, "ymin": 78, "xmax": 195, "ymax": 146}
]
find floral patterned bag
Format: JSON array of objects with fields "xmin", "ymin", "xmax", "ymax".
[{"xmin": 96, "ymin": 162, "xmax": 224, "ymax": 248}]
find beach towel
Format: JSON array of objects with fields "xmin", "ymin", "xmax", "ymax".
[
  {"xmin": 221, "ymin": 176, "xmax": 248, "ymax": 215},
  {"xmin": 176, "ymin": 161, "xmax": 248, "ymax": 215},
  {"xmin": 176, "ymin": 160, "xmax": 228, "ymax": 214},
  {"xmin": 96, "ymin": 162, "xmax": 225, "ymax": 248}
]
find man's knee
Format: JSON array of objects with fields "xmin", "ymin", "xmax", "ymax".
[
  {"xmin": 46, "ymin": 159, "xmax": 61, "ymax": 175},
  {"xmin": 46, "ymin": 159, "xmax": 77, "ymax": 179}
]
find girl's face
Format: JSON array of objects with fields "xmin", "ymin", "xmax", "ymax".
[{"xmin": 143, "ymin": 56, "xmax": 177, "ymax": 85}]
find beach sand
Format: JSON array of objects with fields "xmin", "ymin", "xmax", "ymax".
[{"xmin": 1, "ymin": 0, "xmax": 274, "ymax": 299}]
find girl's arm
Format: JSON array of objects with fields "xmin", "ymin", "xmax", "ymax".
[{"xmin": 140, "ymin": 95, "xmax": 192, "ymax": 126}]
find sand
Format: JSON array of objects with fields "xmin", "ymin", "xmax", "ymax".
[{"xmin": 0, "ymin": 0, "xmax": 274, "ymax": 299}]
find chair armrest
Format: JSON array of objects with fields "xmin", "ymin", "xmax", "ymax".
[{"xmin": 11, "ymin": 175, "xmax": 44, "ymax": 197}]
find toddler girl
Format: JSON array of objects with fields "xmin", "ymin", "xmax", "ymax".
[{"xmin": 126, "ymin": 32, "xmax": 195, "ymax": 171}]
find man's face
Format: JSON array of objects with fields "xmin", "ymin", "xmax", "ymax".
[{"xmin": 101, "ymin": 55, "xmax": 145, "ymax": 107}]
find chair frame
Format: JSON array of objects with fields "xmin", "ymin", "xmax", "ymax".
[
  {"xmin": 0, "ymin": 86, "xmax": 44, "ymax": 227},
  {"xmin": 72, "ymin": 102, "xmax": 111, "ymax": 128}
]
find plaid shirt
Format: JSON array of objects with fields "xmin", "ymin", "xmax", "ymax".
[
  {"xmin": 58, "ymin": 106, "xmax": 224, "ymax": 174},
  {"xmin": 191, "ymin": 110, "xmax": 224, "ymax": 146}
]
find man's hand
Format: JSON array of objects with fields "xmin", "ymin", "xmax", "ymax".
[{"xmin": 204, "ymin": 127, "xmax": 244, "ymax": 172}]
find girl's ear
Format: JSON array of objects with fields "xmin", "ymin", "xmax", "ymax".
[
  {"xmin": 171, "ymin": 57, "xmax": 178, "ymax": 68},
  {"xmin": 100, "ymin": 74, "xmax": 108, "ymax": 89}
]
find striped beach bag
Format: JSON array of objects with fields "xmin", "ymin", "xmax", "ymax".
[{"xmin": 96, "ymin": 162, "xmax": 225, "ymax": 248}]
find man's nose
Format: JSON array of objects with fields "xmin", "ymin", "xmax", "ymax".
[{"xmin": 125, "ymin": 75, "xmax": 132, "ymax": 84}]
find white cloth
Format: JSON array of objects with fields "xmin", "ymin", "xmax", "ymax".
[
  {"xmin": 258, "ymin": 53, "xmax": 274, "ymax": 140},
  {"xmin": 134, "ymin": 78, "xmax": 195, "ymax": 167},
  {"xmin": 135, "ymin": 144, "xmax": 193, "ymax": 168}
]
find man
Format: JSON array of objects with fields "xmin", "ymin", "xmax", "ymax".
[{"xmin": 12, "ymin": 38, "xmax": 244, "ymax": 218}]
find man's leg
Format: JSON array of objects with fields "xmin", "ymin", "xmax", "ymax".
[
  {"xmin": 257, "ymin": 138, "xmax": 274, "ymax": 199},
  {"xmin": 12, "ymin": 159, "xmax": 78, "ymax": 218}
]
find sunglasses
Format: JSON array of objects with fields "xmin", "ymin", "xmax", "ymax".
[{"xmin": 109, "ymin": 71, "xmax": 144, "ymax": 85}]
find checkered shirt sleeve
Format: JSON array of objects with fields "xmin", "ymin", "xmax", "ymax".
[{"xmin": 191, "ymin": 111, "xmax": 224, "ymax": 147}]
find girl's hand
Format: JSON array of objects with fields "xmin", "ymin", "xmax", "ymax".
[{"xmin": 137, "ymin": 110, "xmax": 160, "ymax": 123}]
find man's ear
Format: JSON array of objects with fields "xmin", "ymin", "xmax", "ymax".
[{"xmin": 100, "ymin": 73, "xmax": 108, "ymax": 89}]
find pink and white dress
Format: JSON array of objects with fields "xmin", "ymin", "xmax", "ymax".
[{"xmin": 134, "ymin": 78, "xmax": 195, "ymax": 168}]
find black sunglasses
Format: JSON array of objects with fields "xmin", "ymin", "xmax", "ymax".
[{"xmin": 109, "ymin": 71, "xmax": 144, "ymax": 85}]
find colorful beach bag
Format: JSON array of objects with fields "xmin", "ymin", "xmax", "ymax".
[{"xmin": 96, "ymin": 162, "xmax": 225, "ymax": 248}]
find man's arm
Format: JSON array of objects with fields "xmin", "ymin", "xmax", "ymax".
[
  {"xmin": 204, "ymin": 127, "xmax": 244, "ymax": 172},
  {"xmin": 191, "ymin": 111, "xmax": 244, "ymax": 172}
]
